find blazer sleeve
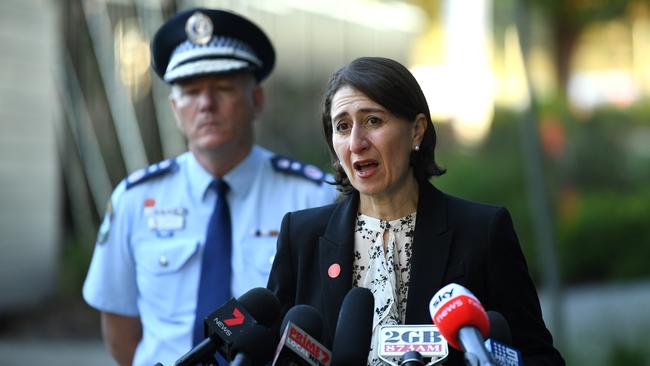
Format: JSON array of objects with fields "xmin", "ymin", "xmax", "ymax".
[
  {"xmin": 267, "ymin": 212, "xmax": 297, "ymax": 320},
  {"xmin": 485, "ymin": 207, "xmax": 565, "ymax": 366}
]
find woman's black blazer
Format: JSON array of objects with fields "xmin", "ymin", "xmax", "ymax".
[{"xmin": 267, "ymin": 181, "xmax": 564, "ymax": 365}]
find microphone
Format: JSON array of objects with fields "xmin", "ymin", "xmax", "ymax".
[
  {"xmin": 330, "ymin": 287, "xmax": 374, "ymax": 366},
  {"xmin": 429, "ymin": 283, "xmax": 496, "ymax": 366},
  {"xmin": 376, "ymin": 324, "xmax": 449, "ymax": 365},
  {"xmin": 484, "ymin": 311, "xmax": 522, "ymax": 366},
  {"xmin": 486, "ymin": 311, "xmax": 512, "ymax": 344},
  {"xmin": 401, "ymin": 351, "xmax": 424, "ymax": 366},
  {"xmin": 229, "ymin": 324, "xmax": 278, "ymax": 366},
  {"xmin": 271, "ymin": 304, "xmax": 331, "ymax": 366},
  {"xmin": 236, "ymin": 287, "xmax": 282, "ymax": 329},
  {"xmin": 174, "ymin": 287, "xmax": 281, "ymax": 366},
  {"xmin": 280, "ymin": 305, "xmax": 324, "ymax": 341}
]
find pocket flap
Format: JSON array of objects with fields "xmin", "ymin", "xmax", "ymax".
[{"xmin": 136, "ymin": 239, "xmax": 200, "ymax": 275}]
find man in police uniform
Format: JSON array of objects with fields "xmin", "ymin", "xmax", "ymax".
[{"xmin": 82, "ymin": 8, "xmax": 338, "ymax": 366}]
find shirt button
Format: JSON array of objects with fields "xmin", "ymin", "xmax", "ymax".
[{"xmin": 159, "ymin": 256, "xmax": 169, "ymax": 267}]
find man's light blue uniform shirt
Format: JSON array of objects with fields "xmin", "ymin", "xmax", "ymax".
[{"xmin": 82, "ymin": 145, "xmax": 338, "ymax": 366}]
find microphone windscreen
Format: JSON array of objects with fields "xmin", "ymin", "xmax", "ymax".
[
  {"xmin": 331, "ymin": 287, "xmax": 374, "ymax": 365},
  {"xmin": 486, "ymin": 311, "xmax": 512, "ymax": 345},
  {"xmin": 238, "ymin": 287, "xmax": 281, "ymax": 328},
  {"xmin": 280, "ymin": 304, "xmax": 324, "ymax": 341},
  {"xmin": 429, "ymin": 283, "xmax": 489, "ymax": 350},
  {"xmin": 230, "ymin": 324, "xmax": 277, "ymax": 366}
]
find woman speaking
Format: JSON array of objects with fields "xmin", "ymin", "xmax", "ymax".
[{"xmin": 267, "ymin": 57, "xmax": 564, "ymax": 365}]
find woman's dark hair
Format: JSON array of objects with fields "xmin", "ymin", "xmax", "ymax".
[{"xmin": 321, "ymin": 56, "xmax": 445, "ymax": 194}]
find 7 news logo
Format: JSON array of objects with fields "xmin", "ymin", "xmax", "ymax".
[
  {"xmin": 208, "ymin": 299, "xmax": 254, "ymax": 339},
  {"xmin": 224, "ymin": 308, "xmax": 245, "ymax": 326}
]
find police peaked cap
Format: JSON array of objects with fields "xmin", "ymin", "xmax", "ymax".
[{"xmin": 151, "ymin": 8, "xmax": 275, "ymax": 83}]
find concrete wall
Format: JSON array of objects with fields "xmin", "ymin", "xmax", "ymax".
[
  {"xmin": 0, "ymin": 0, "xmax": 61, "ymax": 309},
  {"xmin": 540, "ymin": 280, "xmax": 650, "ymax": 365}
]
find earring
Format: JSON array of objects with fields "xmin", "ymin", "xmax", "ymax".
[{"xmin": 414, "ymin": 145, "xmax": 420, "ymax": 151}]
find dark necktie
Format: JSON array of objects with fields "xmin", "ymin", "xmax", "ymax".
[{"xmin": 193, "ymin": 179, "xmax": 232, "ymax": 350}]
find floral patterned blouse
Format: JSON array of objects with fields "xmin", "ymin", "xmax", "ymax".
[{"xmin": 352, "ymin": 211, "xmax": 416, "ymax": 365}]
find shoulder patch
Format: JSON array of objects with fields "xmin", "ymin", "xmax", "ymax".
[
  {"xmin": 270, "ymin": 155, "xmax": 326, "ymax": 185},
  {"xmin": 96, "ymin": 199, "xmax": 113, "ymax": 244},
  {"xmin": 125, "ymin": 158, "xmax": 177, "ymax": 190}
]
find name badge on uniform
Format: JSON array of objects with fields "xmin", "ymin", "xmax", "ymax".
[{"xmin": 147, "ymin": 207, "xmax": 187, "ymax": 236}]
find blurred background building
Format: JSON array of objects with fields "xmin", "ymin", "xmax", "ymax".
[{"xmin": 1, "ymin": 0, "xmax": 650, "ymax": 365}]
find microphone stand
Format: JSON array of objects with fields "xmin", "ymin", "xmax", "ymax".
[{"xmin": 459, "ymin": 328, "xmax": 496, "ymax": 366}]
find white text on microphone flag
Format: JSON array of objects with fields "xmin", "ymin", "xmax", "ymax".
[
  {"xmin": 378, "ymin": 325, "xmax": 449, "ymax": 359},
  {"xmin": 284, "ymin": 321, "xmax": 331, "ymax": 366}
]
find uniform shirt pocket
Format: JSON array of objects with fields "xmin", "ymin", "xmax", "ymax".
[
  {"xmin": 235, "ymin": 236, "xmax": 277, "ymax": 294},
  {"xmin": 134, "ymin": 238, "xmax": 201, "ymax": 317}
]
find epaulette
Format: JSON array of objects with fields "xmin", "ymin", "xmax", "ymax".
[
  {"xmin": 270, "ymin": 155, "xmax": 327, "ymax": 185},
  {"xmin": 125, "ymin": 158, "xmax": 177, "ymax": 190}
]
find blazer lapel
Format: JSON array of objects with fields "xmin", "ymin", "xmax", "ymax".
[
  {"xmin": 406, "ymin": 182, "xmax": 453, "ymax": 324},
  {"xmin": 319, "ymin": 193, "xmax": 359, "ymax": 341}
]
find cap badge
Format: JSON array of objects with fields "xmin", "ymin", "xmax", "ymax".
[{"xmin": 185, "ymin": 11, "xmax": 213, "ymax": 45}]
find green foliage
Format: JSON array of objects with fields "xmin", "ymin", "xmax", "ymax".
[
  {"xmin": 605, "ymin": 341, "xmax": 650, "ymax": 366},
  {"xmin": 558, "ymin": 188, "xmax": 650, "ymax": 283},
  {"xmin": 530, "ymin": 0, "xmax": 631, "ymax": 25},
  {"xmin": 563, "ymin": 105, "xmax": 650, "ymax": 192},
  {"xmin": 434, "ymin": 109, "xmax": 541, "ymax": 280},
  {"xmin": 555, "ymin": 104, "xmax": 650, "ymax": 283},
  {"xmin": 433, "ymin": 103, "xmax": 650, "ymax": 285},
  {"xmin": 58, "ymin": 236, "xmax": 95, "ymax": 297}
]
